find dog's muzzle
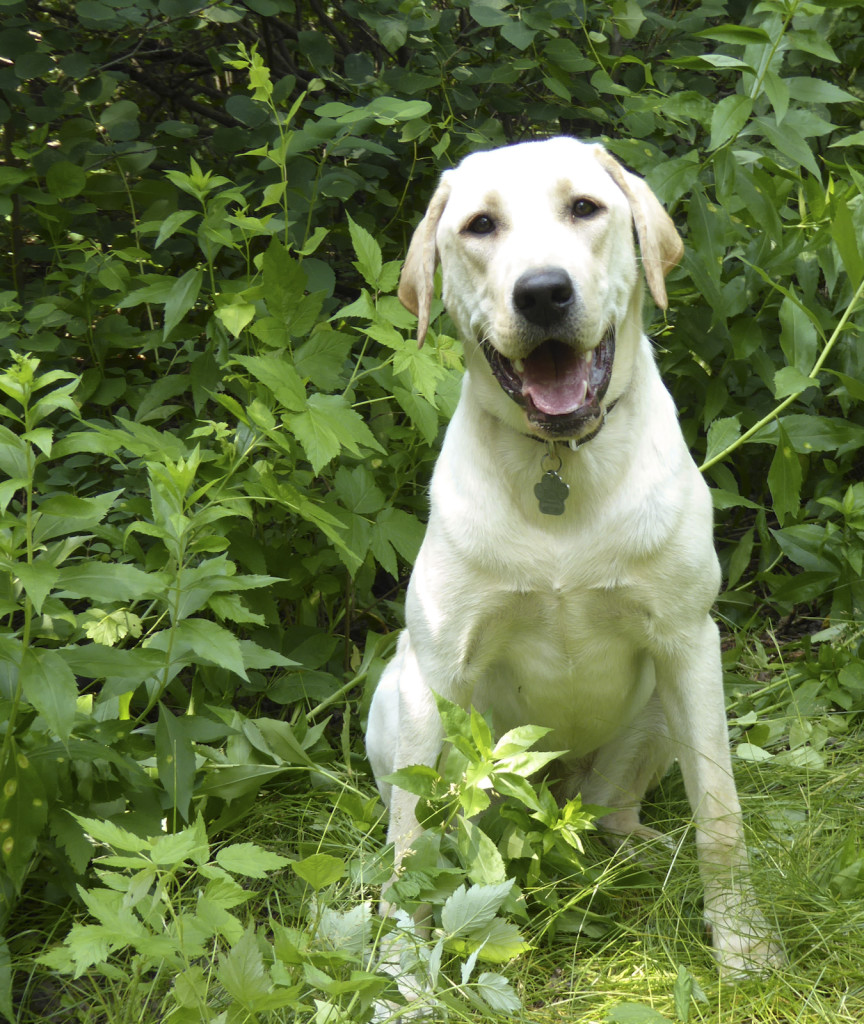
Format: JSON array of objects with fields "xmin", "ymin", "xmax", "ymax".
[{"xmin": 480, "ymin": 328, "xmax": 615, "ymax": 438}]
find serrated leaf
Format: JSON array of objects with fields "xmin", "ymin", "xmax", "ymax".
[
  {"xmin": 458, "ymin": 818, "xmax": 507, "ymax": 885},
  {"xmin": 20, "ymin": 648, "xmax": 77, "ymax": 742},
  {"xmin": 165, "ymin": 618, "xmax": 248, "ymax": 679},
  {"xmin": 287, "ymin": 394, "xmax": 384, "ymax": 474},
  {"xmin": 71, "ymin": 814, "xmax": 150, "ymax": 853},
  {"xmin": 472, "ymin": 971, "xmax": 522, "ymax": 1012},
  {"xmin": 441, "ymin": 880, "xmax": 514, "ymax": 937},
  {"xmin": 203, "ymin": 875, "xmax": 252, "ymax": 910},
  {"xmin": 709, "ymin": 94, "xmax": 752, "ymax": 150},
  {"xmin": 703, "ymin": 415, "xmax": 741, "ymax": 465},
  {"xmin": 291, "ymin": 853, "xmax": 346, "ymax": 890},
  {"xmin": 450, "ymin": 917, "xmax": 531, "ymax": 962},
  {"xmin": 262, "ymin": 237, "xmax": 308, "ymax": 323},
  {"xmin": 217, "ymin": 928, "xmax": 272, "ymax": 1005},
  {"xmin": 315, "ymin": 901, "xmax": 372, "ymax": 953},
  {"xmin": 347, "ymin": 214, "xmax": 382, "ymax": 288},
  {"xmin": 492, "ymin": 724, "xmax": 552, "ymax": 759},
  {"xmin": 216, "ymin": 842, "xmax": 291, "ymax": 878},
  {"xmin": 773, "ymin": 365, "xmax": 813, "ymax": 400},
  {"xmin": 150, "ymin": 824, "xmax": 209, "ymax": 867},
  {"xmin": 15, "ymin": 562, "xmax": 58, "ymax": 615},
  {"xmin": 234, "ymin": 353, "xmax": 306, "ymax": 412}
]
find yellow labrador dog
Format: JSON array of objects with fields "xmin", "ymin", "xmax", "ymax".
[{"xmin": 366, "ymin": 137, "xmax": 781, "ymax": 973}]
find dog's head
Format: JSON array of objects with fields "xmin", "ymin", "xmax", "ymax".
[{"xmin": 398, "ymin": 137, "xmax": 683, "ymax": 442}]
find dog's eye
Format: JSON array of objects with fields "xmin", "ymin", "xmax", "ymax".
[
  {"xmin": 571, "ymin": 198, "xmax": 599, "ymax": 219},
  {"xmin": 465, "ymin": 214, "xmax": 496, "ymax": 235}
]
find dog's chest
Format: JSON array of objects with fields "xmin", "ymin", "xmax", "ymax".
[{"xmin": 464, "ymin": 584, "xmax": 654, "ymax": 751}]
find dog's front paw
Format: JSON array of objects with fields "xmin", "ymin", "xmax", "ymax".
[{"xmin": 708, "ymin": 905, "xmax": 786, "ymax": 977}]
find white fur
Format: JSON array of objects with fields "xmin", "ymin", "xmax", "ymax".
[{"xmin": 366, "ymin": 137, "xmax": 782, "ymax": 973}]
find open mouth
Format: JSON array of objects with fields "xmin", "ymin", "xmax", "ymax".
[{"xmin": 480, "ymin": 328, "xmax": 615, "ymax": 437}]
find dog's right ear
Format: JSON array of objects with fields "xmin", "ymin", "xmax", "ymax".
[{"xmin": 397, "ymin": 177, "xmax": 451, "ymax": 346}]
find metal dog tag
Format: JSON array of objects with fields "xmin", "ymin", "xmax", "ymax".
[
  {"xmin": 535, "ymin": 444, "xmax": 569, "ymax": 515},
  {"xmin": 535, "ymin": 470, "xmax": 569, "ymax": 515}
]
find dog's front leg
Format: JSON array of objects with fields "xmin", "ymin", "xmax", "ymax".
[
  {"xmin": 655, "ymin": 616, "xmax": 784, "ymax": 974},
  {"xmin": 367, "ymin": 632, "xmax": 454, "ymax": 913}
]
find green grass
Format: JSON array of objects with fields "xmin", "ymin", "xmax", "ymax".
[
  {"xmin": 10, "ymin": 656, "xmax": 864, "ymax": 1024},
  {"xmin": 508, "ymin": 727, "xmax": 864, "ymax": 1024}
]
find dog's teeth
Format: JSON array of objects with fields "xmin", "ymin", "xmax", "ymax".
[
  {"xmin": 569, "ymin": 439, "xmax": 579, "ymax": 451},
  {"xmin": 513, "ymin": 358, "xmax": 525, "ymax": 374},
  {"xmin": 585, "ymin": 350, "xmax": 594, "ymax": 366}
]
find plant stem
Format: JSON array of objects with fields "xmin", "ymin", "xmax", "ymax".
[{"xmin": 700, "ymin": 273, "xmax": 864, "ymax": 473}]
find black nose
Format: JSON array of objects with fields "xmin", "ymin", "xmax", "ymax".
[{"xmin": 512, "ymin": 267, "xmax": 574, "ymax": 328}]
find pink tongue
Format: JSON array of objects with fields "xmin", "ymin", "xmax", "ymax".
[{"xmin": 521, "ymin": 343, "xmax": 589, "ymax": 415}]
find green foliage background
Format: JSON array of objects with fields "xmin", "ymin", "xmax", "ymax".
[{"xmin": 1, "ymin": 0, "xmax": 864, "ymax": 1018}]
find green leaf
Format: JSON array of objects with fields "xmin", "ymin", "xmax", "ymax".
[
  {"xmin": 15, "ymin": 562, "xmax": 58, "ymax": 615},
  {"xmin": 370, "ymin": 507, "xmax": 425, "ymax": 576},
  {"xmin": 0, "ymin": 740, "xmax": 48, "ymax": 891},
  {"xmin": 164, "ymin": 618, "xmax": 248, "ymax": 679},
  {"xmin": 20, "ymin": 649, "xmax": 77, "ymax": 742},
  {"xmin": 234, "ymin": 353, "xmax": 306, "ymax": 411},
  {"xmin": 155, "ymin": 209, "xmax": 198, "ymax": 248},
  {"xmin": 347, "ymin": 214, "xmax": 382, "ymax": 288},
  {"xmin": 830, "ymin": 196, "xmax": 864, "ymax": 286},
  {"xmin": 786, "ymin": 77, "xmax": 861, "ymax": 106},
  {"xmin": 71, "ymin": 814, "xmax": 150, "ymax": 853},
  {"xmin": 607, "ymin": 1003, "xmax": 673, "ymax": 1023},
  {"xmin": 709, "ymin": 94, "xmax": 752, "ymax": 150},
  {"xmin": 451, "ymin": 917, "xmax": 531, "ymax": 962},
  {"xmin": 315, "ymin": 902, "xmax": 372, "ymax": 954},
  {"xmin": 0, "ymin": 937, "xmax": 13, "ymax": 1022},
  {"xmin": 215, "ymin": 301, "xmax": 256, "ymax": 338},
  {"xmin": 56, "ymin": 562, "xmax": 157, "ymax": 603},
  {"xmin": 703, "ymin": 415, "xmax": 740, "ymax": 465},
  {"xmin": 261, "ymin": 237, "xmax": 308, "ymax": 323},
  {"xmin": 694, "ymin": 25, "xmax": 771, "ymax": 45},
  {"xmin": 291, "ymin": 853, "xmax": 346, "ymax": 890},
  {"xmin": 156, "ymin": 704, "xmax": 196, "ymax": 820},
  {"xmin": 150, "ymin": 817, "xmax": 210, "ymax": 866},
  {"xmin": 778, "ymin": 295, "xmax": 818, "ymax": 374},
  {"xmin": 216, "ymin": 927, "xmax": 271, "ymax": 1005},
  {"xmin": 767, "ymin": 422, "xmax": 802, "ymax": 526},
  {"xmin": 773, "ymin": 365, "xmax": 814, "ymax": 400},
  {"xmin": 216, "ymin": 842, "xmax": 291, "ymax": 878},
  {"xmin": 287, "ymin": 394, "xmax": 384, "ymax": 474},
  {"xmin": 45, "ymin": 160, "xmax": 87, "ymax": 199},
  {"xmin": 458, "ymin": 818, "xmax": 507, "ymax": 885},
  {"xmin": 472, "ymin": 971, "xmax": 521, "ymax": 1012},
  {"xmin": 162, "ymin": 268, "xmax": 203, "ymax": 339},
  {"xmin": 755, "ymin": 116, "xmax": 821, "ymax": 178},
  {"xmin": 441, "ymin": 880, "xmax": 515, "ymax": 937},
  {"xmin": 492, "ymin": 724, "xmax": 552, "ymax": 759}
]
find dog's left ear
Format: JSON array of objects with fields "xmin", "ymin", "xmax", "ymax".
[
  {"xmin": 593, "ymin": 147, "xmax": 684, "ymax": 310},
  {"xmin": 398, "ymin": 176, "xmax": 451, "ymax": 346}
]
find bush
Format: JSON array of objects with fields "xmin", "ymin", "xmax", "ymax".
[{"xmin": 1, "ymin": 0, "xmax": 864, "ymax": 1018}]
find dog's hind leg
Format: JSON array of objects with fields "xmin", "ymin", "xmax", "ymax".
[{"xmin": 560, "ymin": 690, "xmax": 675, "ymax": 847}]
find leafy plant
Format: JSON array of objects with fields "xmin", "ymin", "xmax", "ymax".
[{"xmin": 1, "ymin": 0, "xmax": 864, "ymax": 1020}]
